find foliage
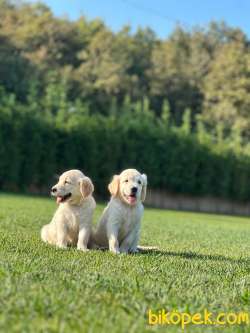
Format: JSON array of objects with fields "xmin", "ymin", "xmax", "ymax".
[
  {"xmin": 0, "ymin": 1, "xmax": 250, "ymax": 134},
  {"xmin": 1, "ymin": 1, "xmax": 250, "ymax": 200},
  {"xmin": 1, "ymin": 92, "xmax": 250, "ymax": 201}
]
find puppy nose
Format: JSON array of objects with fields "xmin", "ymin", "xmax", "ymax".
[
  {"xmin": 51, "ymin": 187, "xmax": 57, "ymax": 193},
  {"xmin": 131, "ymin": 187, "xmax": 138, "ymax": 193}
]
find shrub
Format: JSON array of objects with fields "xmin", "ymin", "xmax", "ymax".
[{"xmin": 1, "ymin": 108, "xmax": 250, "ymax": 201}]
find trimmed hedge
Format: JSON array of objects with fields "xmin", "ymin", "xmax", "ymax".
[{"xmin": 1, "ymin": 111, "xmax": 250, "ymax": 201}]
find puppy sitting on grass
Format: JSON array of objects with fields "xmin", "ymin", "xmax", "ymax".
[
  {"xmin": 92, "ymin": 168, "xmax": 147, "ymax": 254},
  {"xmin": 41, "ymin": 169, "xmax": 95, "ymax": 251}
]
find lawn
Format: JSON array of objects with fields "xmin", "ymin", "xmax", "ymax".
[{"xmin": 1, "ymin": 193, "xmax": 250, "ymax": 333}]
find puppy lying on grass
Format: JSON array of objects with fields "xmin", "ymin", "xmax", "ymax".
[
  {"xmin": 41, "ymin": 169, "xmax": 95, "ymax": 250},
  {"xmin": 92, "ymin": 168, "xmax": 147, "ymax": 254}
]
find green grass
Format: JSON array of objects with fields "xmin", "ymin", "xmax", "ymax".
[{"xmin": 1, "ymin": 192, "xmax": 250, "ymax": 333}]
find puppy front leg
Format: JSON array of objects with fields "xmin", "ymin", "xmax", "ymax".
[
  {"xmin": 129, "ymin": 230, "xmax": 140, "ymax": 253},
  {"xmin": 56, "ymin": 224, "xmax": 68, "ymax": 249},
  {"xmin": 77, "ymin": 225, "xmax": 90, "ymax": 251},
  {"xmin": 56, "ymin": 234, "xmax": 68, "ymax": 249},
  {"xmin": 107, "ymin": 224, "xmax": 120, "ymax": 254},
  {"xmin": 120, "ymin": 224, "xmax": 140, "ymax": 254}
]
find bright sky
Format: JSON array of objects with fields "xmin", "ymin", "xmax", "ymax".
[{"xmin": 29, "ymin": 0, "xmax": 250, "ymax": 38}]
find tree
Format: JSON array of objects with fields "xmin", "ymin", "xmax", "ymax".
[
  {"xmin": 203, "ymin": 41, "xmax": 250, "ymax": 137},
  {"xmin": 149, "ymin": 27, "xmax": 202, "ymax": 123},
  {"xmin": 0, "ymin": 34, "xmax": 35, "ymax": 100}
]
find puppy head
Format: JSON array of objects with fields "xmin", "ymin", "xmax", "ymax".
[
  {"xmin": 108, "ymin": 169, "xmax": 147, "ymax": 206},
  {"xmin": 51, "ymin": 169, "xmax": 94, "ymax": 205}
]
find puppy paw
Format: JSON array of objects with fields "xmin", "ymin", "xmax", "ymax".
[
  {"xmin": 129, "ymin": 248, "xmax": 139, "ymax": 254},
  {"xmin": 110, "ymin": 248, "xmax": 120, "ymax": 255},
  {"xmin": 56, "ymin": 243, "xmax": 67, "ymax": 249},
  {"xmin": 77, "ymin": 246, "xmax": 89, "ymax": 252}
]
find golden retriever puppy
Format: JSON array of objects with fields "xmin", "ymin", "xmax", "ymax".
[
  {"xmin": 92, "ymin": 168, "xmax": 147, "ymax": 254},
  {"xmin": 41, "ymin": 169, "xmax": 95, "ymax": 250}
]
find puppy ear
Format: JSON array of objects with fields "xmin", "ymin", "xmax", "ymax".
[
  {"xmin": 108, "ymin": 175, "xmax": 120, "ymax": 197},
  {"xmin": 79, "ymin": 177, "xmax": 94, "ymax": 199},
  {"xmin": 141, "ymin": 174, "xmax": 147, "ymax": 202}
]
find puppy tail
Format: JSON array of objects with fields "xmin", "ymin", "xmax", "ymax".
[{"xmin": 137, "ymin": 245, "xmax": 159, "ymax": 252}]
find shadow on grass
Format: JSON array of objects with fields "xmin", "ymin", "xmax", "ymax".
[{"xmin": 137, "ymin": 247, "xmax": 250, "ymax": 265}]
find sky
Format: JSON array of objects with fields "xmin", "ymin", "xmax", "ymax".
[{"xmin": 28, "ymin": 0, "xmax": 250, "ymax": 38}]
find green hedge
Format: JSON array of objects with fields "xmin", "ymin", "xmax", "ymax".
[{"xmin": 1, "ymin": 111, "xmax": 250, "ymax": 201}]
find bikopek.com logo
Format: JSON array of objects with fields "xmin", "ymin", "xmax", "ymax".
[{"xmin": 148, "ymin": 309, "xmax": 249, "ymax": 329}]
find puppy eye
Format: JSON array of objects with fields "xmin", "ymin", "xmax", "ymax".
[
  {"xmin": 138, "ymin": 180, "xmax": 142, "ymax": 185},
  {"xmin": 64, "ymin": 180, "xmax": 70, "ymax": 185},
  {"xmin": 124, "ymin": 179, "xmax": 129, "ymax": 183}
]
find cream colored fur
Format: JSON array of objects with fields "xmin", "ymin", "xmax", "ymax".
[
  {"xmin": 41, "ymin": 169, "xmax": 96, "ymax": 251},
  {"xmin": 92, "ymin": 168, "xmax": 147, "ymax": 254}
]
